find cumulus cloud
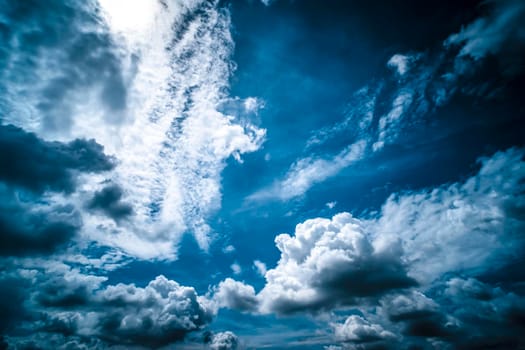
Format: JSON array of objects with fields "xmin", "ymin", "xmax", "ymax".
[
  {"xmin": 214, "ymin": 278, "xmax": 259, "ymax": 313},
  {"xmin": 231, "ymin": 262, "xmax": 242, "ymax": 275},
  {"xmin": 0, "ymin": 198, "xmax": 79, "ymax": 257},
  {"xmin": 0, "ymin": 124, "xmax": 114, "ymax": 257},
  {"xmin": 333, "ymin": 315, "xmax": 396, "ymax": 344},
  {"xmin": 6, "ymin": 265, "xmax": 215, "ymax": 349},
  {"xmin": 256, "ymin": 212, "xmax": 415, "ymax": 314},
  {"xmin": 207, "ymin": 331, "xmax": 239, "ymax": 350},
  {"xmin": 0, "ymin": 124, "xmax": 114, "ymax": 194},
  {"xmin": 253, "ymin": 260, "xmax": 267, "ymax": 276},
  {"xmin": 216, "ymin": 148, "xmax": 525, "ymax": 348}
]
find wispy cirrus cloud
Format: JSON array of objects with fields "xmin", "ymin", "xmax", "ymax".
[
  {"xmin": 248, "ymin": 0, "xmax": 525, "ymax": 204},
  {"xmin": 1, "ymin": 0, "xmax": 266, "ymax": 259}
]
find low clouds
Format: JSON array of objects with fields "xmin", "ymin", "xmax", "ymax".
[
  {"xmin": 0, "ymin": 0, "xmax": 130, "ymax": 136},
  {"xmin": 257, "ymin": 212, "xmax": 415, "ymax": 314},
  {"xmin": 372, "ymin": 147, "xmax": 525, "ymax": 283},
  {"xmin": 333, "ymin": 315, "xmax": 396, "ymax": 344},
  {"xmin": 207, "ymin": 331, "xmax": 239, "ymax": 350},
  {"xmin": 87, "ymin": 183, "xmax": 133, "ymax": 221},
  {"xmin": 5, "ymin": 266, "xmax": 215, "ymax": 349},
  {"xmin": 0, "ymin": 124, "xmax": 114, "ymax": 257},
  {"xmin": 0, "ymin": 124, "xmax": 114, "ymax": 194},
  {"xmin": 215, "ymin": 278, "xmax": 258, "ymax": 313},
  {"xmin": 216, "ymin": 148, "xmax": 525, "ymax": 348},
  {"xmin": 0, "ymin": 199, "xmax": 79, "ymax": 257}
]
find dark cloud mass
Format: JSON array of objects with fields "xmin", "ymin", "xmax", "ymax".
[
  {"xmin": 0, "ymin": 124, "xmax": 115, "ymax": 194},
  {"xmin": 3, "ymin": 268, "xmax": 215, "ymax": 349},
  {"xmin": 0, "ymin": 124, "xmax": 114, "ymax": 257},
  {"xmin": 87, "ymin": 184, "xmax": 133, "ymax": 221}
]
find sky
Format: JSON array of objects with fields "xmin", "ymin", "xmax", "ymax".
[{"xmin": 0, "ymin": 0, "xmax": 524, "ymax": 349}]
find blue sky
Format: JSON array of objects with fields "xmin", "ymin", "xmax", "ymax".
[{"xmin": 1, "ymin": 0, "xmax": 525, "ymax": 349}]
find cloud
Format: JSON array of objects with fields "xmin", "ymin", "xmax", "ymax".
[
  {"xmin": 0, "ymin": 124, "xmax": 114, "ymax": 194},
  {"xmin": 249, "ymin": 0, "xmax": 525, "ymax": 204},
  {"xmin": 216, "ymin": 148, "xmax": 525, "ymax": 349},
  {"xmin": 253, "ymin": 260, "xmax": 267, "ymax": 276},
  {"xmin": 445, "ymin": 0, "xmax": 525, "ymax": 61},
  {"xmin": 6, "ymin": 265, "xmax": 216, "ymax": 349},
  {"xmin": 333, "ymin": 315, "xmax": 396, "ymax": 344},
  {"xmin": 84, "ymin": 1, "xmax": 265, "ymax": 257},
  {"xmin": 0, "ymin": 124, "xmax": 114, "ymax": 257},
  {"xmin": 207, "ymin": 331, "xmax": 239, "ymax": 350},
  {"xmin": 256, "ymin": 213, "xmax": 416, "ymax": 314},
  {"xmin": 371, "ymin": 147, "xmax": 525, "ymax": 283},
  {"xmin": 214, "ymin": 278, "xmax": 259, "ymax": 313},
  {"xmin": 249, "ymin": 140, "xmax": 366, "ymax": 202},
  {"xmin": 231, "ymin": 262, "xmax": 242, "ymax": 275},
  {"xmin": 1, "ymin": 0, "xmax": 266, "ymax": 259},
  {"xmin": 0, "ymin": 196, "xmax": 80, "ymax": 257},
  {"xmin": 0, "ymin": 0, "xmax": 130, "ymax": 136},
  {"xmin": 387, "ymin": 54, "xmax": 420, "ymax": 76},
  {"xmin": 87, "ymin": 183, "xmax": 133, "ymax": 221}
]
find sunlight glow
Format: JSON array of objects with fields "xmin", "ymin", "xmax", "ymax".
[{"xmin": 98, "ymin": 0, "xmax": 158, "ymax": 34}]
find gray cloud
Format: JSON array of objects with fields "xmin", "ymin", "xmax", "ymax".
[
  {"xmin": 0, "ymin": 0, "xmax": 130, "ymax": 134},
  {"xmin": 214, "ymin": 278, "xmax": 259, "ymax": 313},
  {"xmin": 206, "ymin": 331, "xmax": 239, "ymax": 350},
  {"xmin": 445, "ymin": 0, "xmax": 525, "ymax": 63},
  {"xmin": 87, "ymin": 184, "xmax": 133, "ymax": 222},
  {"xmin": 6, "ymin": 266, "xmax": 215, "ymax": 349},
  {"xmin": 0, "ymin": 124, "xmax": 115, "ymax": 194},
  {"xmin": 218, "ymin": 148, "xmax": 525, "ymax": 348},
  {"xmin": 0, "ymin": 123, "xmax": 114, "ymax": 257}
]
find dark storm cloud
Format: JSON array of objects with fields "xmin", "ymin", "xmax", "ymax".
[
  {"xmin": 0, "ymin": 199, "xmax": 80, "ymax": 257},
  {"xmin": 2, "ymin": 265, "xmax": 216, "ymax": 349},
  {"xmin": 0, "ymin": 0, "xmax": 130, "ymax": 131},
  {"xmin": 0, "ymin": 124, "xmax": 115, "ymax": 194},
  {"xmin": 87, "ymin": 184, "xmax": 133, "ymax": 221},
  {"xmin": 0, "ymin": 277, "xmax": 30, "ymax": 334},
  {"xmin": 29, "ymin": 273, "xmax": 215, "ymax": 349},
  {"xmin": 0, "ymin": 123, "xmax": 114, "ymax": 257},
  {"xmin": 438, "ymin": 277, "xmax": 525, "ymax": 349}
]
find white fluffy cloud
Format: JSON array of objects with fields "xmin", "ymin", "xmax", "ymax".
[
  {"xmin": 333, "ymin": 315, "xmax": 396, "ymax": 343},
  {"xmin": 214, "ymin": 278, "xmax": 258, "ymax": 313},
  {"xmin": 371, "ymin": 148, "xmax": 525, "ymax": 283},
  {"xmin": 256, "ymin": 212, "xmax": 415, "ymax": 314},
  {"xmin": 216, "ymin": 148, "xmax": 525, "ymax": 324},
  {"xmin": 253, "ymin": 260, "xmax": 267, "ymax": 276}
]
